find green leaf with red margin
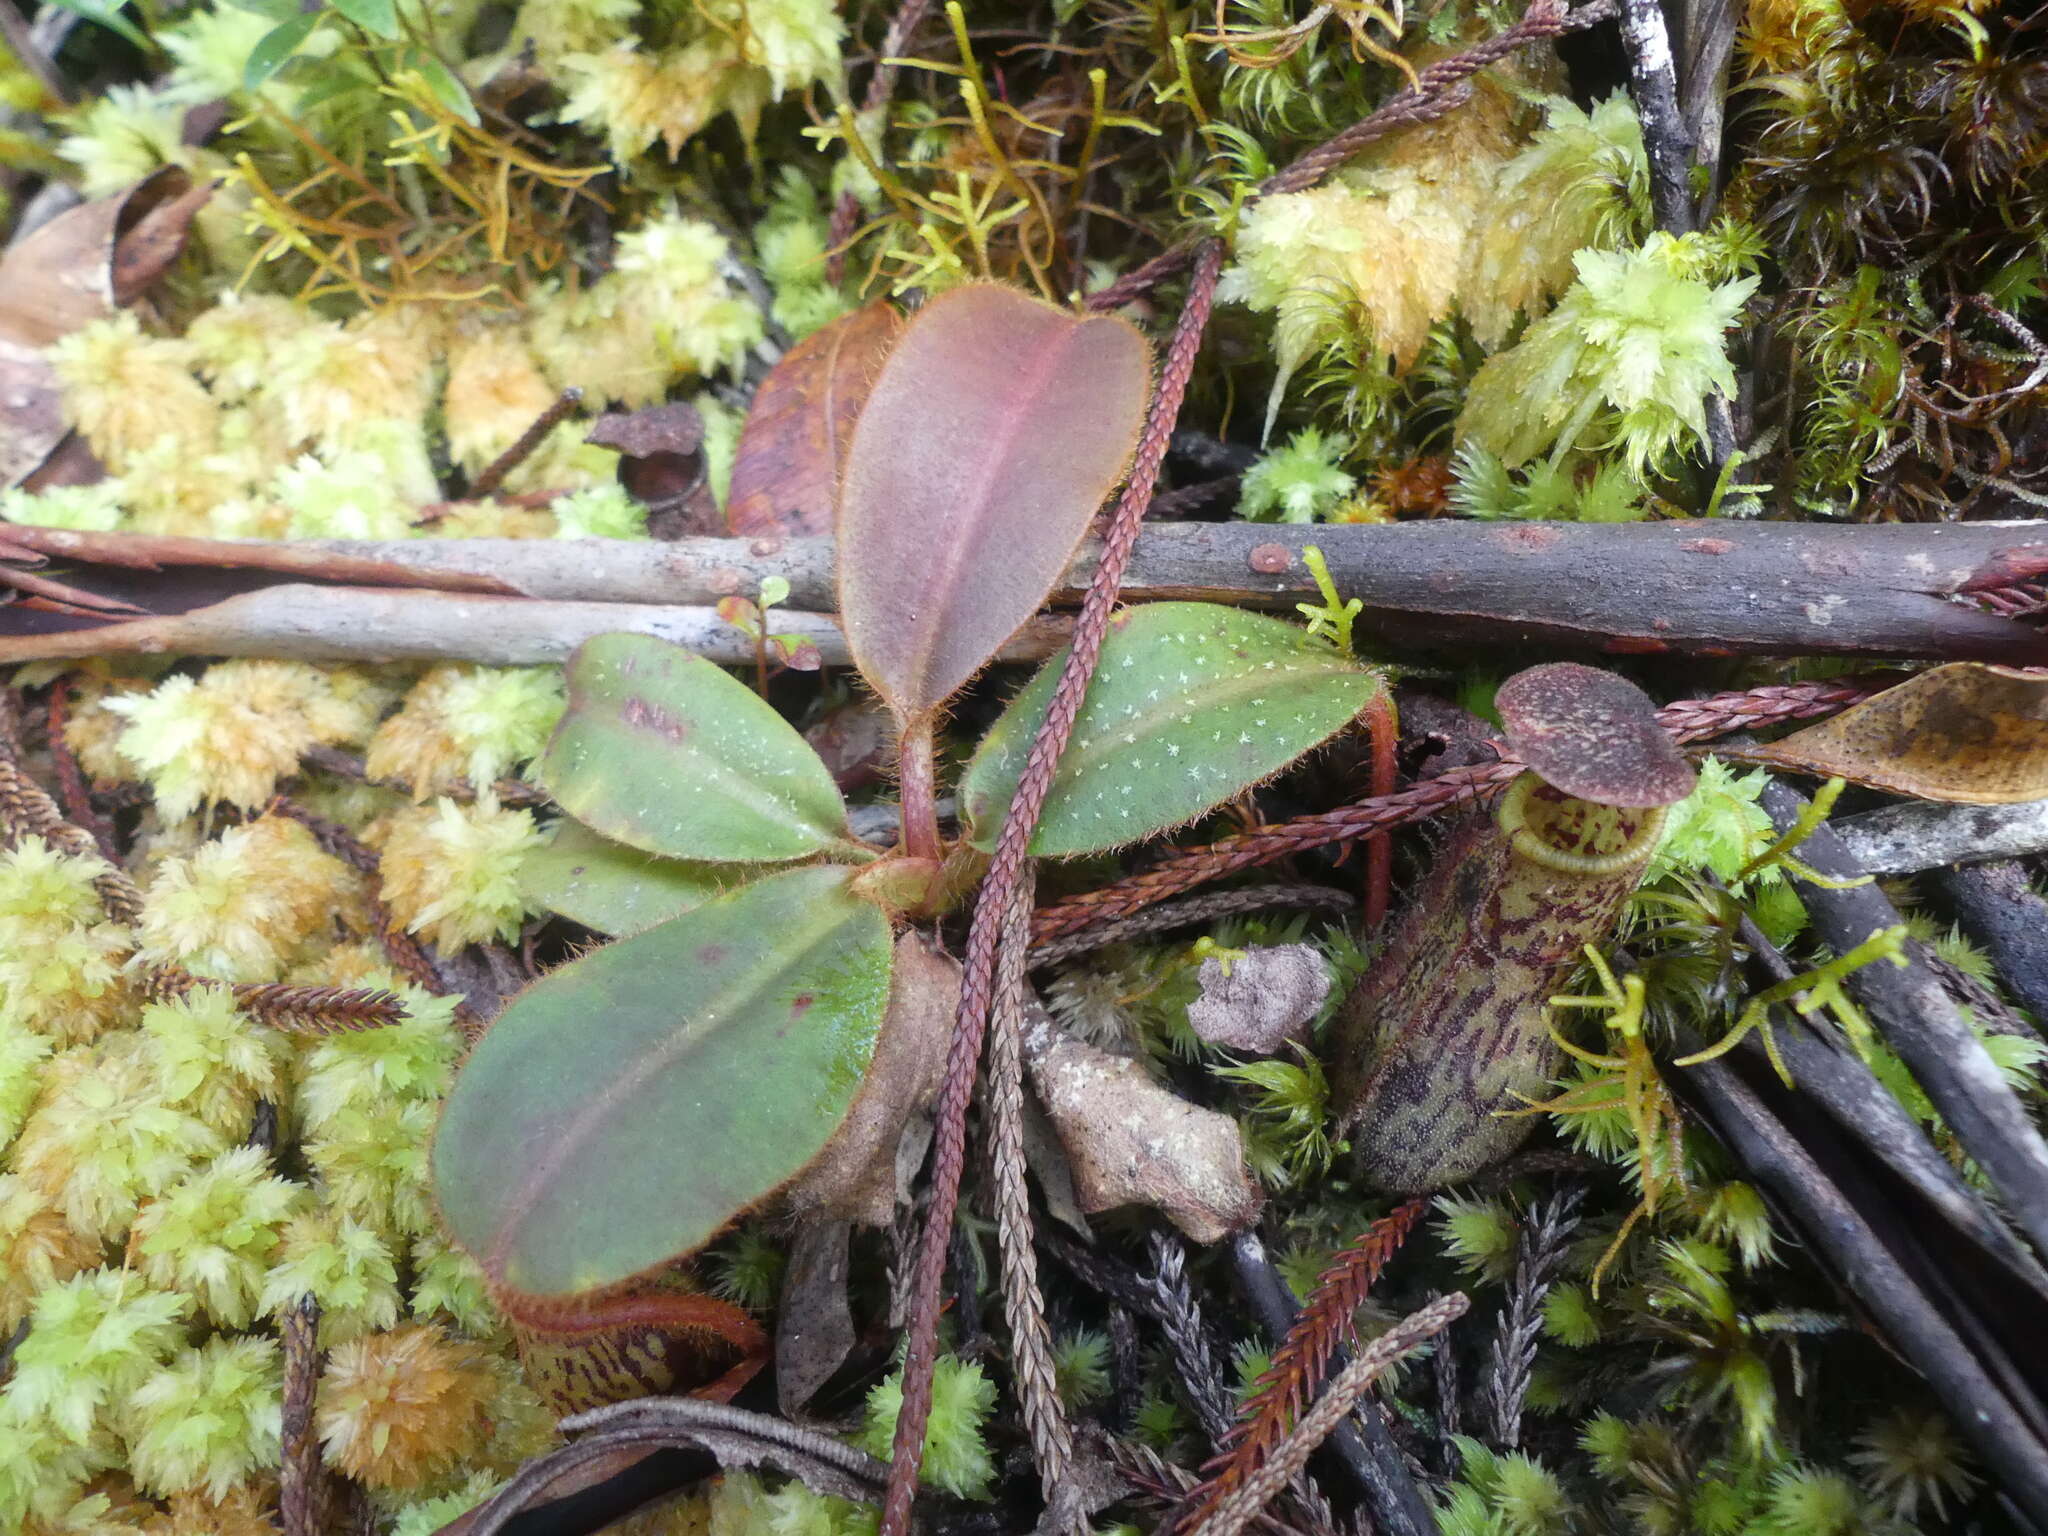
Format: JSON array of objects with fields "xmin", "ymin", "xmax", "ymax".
[
  {"xmin": 433, "ymin": 864, "xmax": 894, "ymax": 1298},
  {"xmin": 539, "ymin": 632, "xmax": 854, "ymax": 863}
]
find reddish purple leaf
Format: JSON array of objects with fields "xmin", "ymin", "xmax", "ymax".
[{"xmin": 835, "ymin": 284, "xmax": 1151, "ymax": 722}]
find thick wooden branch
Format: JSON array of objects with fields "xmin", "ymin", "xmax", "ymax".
[
  {"xmin": 0, "ymin": 584, "xmax": 1074, "ymax": 667},
  {"xmin": 3, "ymin": 519, "xmax": 2043, "ymax": 666}
]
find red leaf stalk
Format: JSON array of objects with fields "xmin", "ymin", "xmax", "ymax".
[{"xmin": 1360, "ymin": 691, "xmax": 1398, "ymax": 930}]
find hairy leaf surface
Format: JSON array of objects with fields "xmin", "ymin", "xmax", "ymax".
[
  {"xmin": 961, "ymin": 602, "xmax": 1381, "ymax": 856},
  {"xmin": 521, "ymin": 819, "xmax": 774, "ymax": 935},
  {"xmin": 540, "ymin": 633, "xmax": 851, "ymax": 862},
  {"xmin": 836, "ymin": 283, "xmax": 1151, "ymax": 722},
  {"xmin": 434, "ymin": 865, "xmax": 894, "ymax": 1298}
]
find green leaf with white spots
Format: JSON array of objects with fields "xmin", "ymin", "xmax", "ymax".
[
  {"xmin": 433, "ymin": 864, "xmax": 893, "ymax": 1298},
  {"xmin": 521, "ymin": 819, "xmax": 781, "ymax": 935},
  {"xmin": 960, "ymin": 602, "xmax": 1382, "ymax": 857},
  {"xmin": 540, "ymin": 633, "xmax": 854, "ymax": 863}
]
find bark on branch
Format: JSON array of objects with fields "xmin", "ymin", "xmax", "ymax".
[{"xmin": 2, "ymin": 519, "xmax": 2042, "ymax": 666}]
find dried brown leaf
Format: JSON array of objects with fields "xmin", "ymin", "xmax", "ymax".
[
  {"xmin": 729, "ymin": 301, "xmax": 903, "ymax": 538},
  {"xmin": 775, "ymin": 1217, "xmax": 857, "ymax": 1416},
  {"xmin": 804, "ymin": 694, "xmax": 896, "ymax": 794},
  {"xmin": 1738, "ymin": 663, "xmax": 2048, "ymax": 805},
  {"xmin": 1020, "ymin": 1009, "xmax": 1262, "ymax": 1244},
  {"xmin": 109, "ymin": 171, "xmax": 215, "ymax": 305},
  {"xmin": 785, "ymin": 929, "xmax": 961, "ymax": 1226},
  {"xmin": 0, "ymin": 168, "xmax": 207, "ymax": 488}
]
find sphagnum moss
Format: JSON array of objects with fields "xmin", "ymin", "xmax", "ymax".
[{"xmin": 2, "ymin": 0, "xmax": 2038, "ymax": 1526}]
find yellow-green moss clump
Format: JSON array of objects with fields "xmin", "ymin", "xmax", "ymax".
[{"xmin": 0, "ymin": 795, "xmax": 555, "ymax": 1530}]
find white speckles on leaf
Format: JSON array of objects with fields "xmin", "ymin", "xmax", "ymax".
[{"xmin": 959, "ymin": 602, "xmax": 1382, "ymax": 857}]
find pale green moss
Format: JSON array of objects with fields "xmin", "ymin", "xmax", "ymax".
[{"xmin": 126, "ymin": 1335, "xmax": 285, "ymax": 1500}]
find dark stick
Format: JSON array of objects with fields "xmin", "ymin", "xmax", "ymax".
[
  {"xmin": 280, "ymin": 1295, "xmax": 329, "ymax": 1536},
  {"xmin": 1227, "ymin": 1231, "xmax": 1438, "ymax": 1536},
  {"xmin": 1928, "ymin": 861, "xmax": 2048, "ymax": 1026},
  {"xmin": 1761, "ymin": 780, "xmax": 2048, "ymax": 1263},
  {"xmin": 1672, "ymin": 1042, "xmax": 2048, "ymax": 1525},
  {"xmin": 0, "ymin": 0, "xmax": 70, "ymax": 104},
  {"xmin": 1831, "ymin": 797, "xmax": 2048, "ymax": 875},
  {"xmin": 1613, "ymin": 0, "xmax": 1745, "ymax": 469},
  {"xmin": 1615, "ymin": 0, "xmax": 1696, "ymax": 235},
  {"xmin": 11, "ymin": 521, "xmax": 2046, "ymax": 665},
  {"xmin": 1732, "ymin": 911, "xmax": 2048, "ymax": 1298}
]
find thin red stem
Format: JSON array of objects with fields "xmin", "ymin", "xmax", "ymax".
[
  {"xmin": 1361, "ymin": 692, "xmax": 1397, "ymax": 930},
  {"xmin": 878, "ymin": 239, "xmax": 1224, "ymax": 1536},
  {"xmin": 896, "ymin": 715, "xmax": 943, "ymax": 863}
]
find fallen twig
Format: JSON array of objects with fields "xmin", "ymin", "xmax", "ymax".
[
  {"xmin": 1760, "ymin": 780, "xmax": 2048, "ymax": 1263},
  {"xmin": 1184, "ymin": 1201, "xmax": 1428, "ymax": 1531},
  {"xmin": 1830, "ymin": 795, "xmax": 2048, "ymax": 875},
  {"xmin": 299, "ymin": 744, "xmax": 548, "ymax": 809},
  {"xmin": 1672, "ymin": 1039, "xmax": 2048, "ymax": 1526},
  {"xmin": 1928, "ymin": 861, "xmax": 2048, "ymax": 1026},
  {"xmin": 1730, "ymin": 907, "xmax": 2048, "ymax": 1290},
  {"xmin": 280, "ymin": 1295, "xmax": 329, "ymax": 1536},
  {"xmin": 457, "ymin": 1398, "xmax": 889, "ymax": 1536},
  {"xmin": 1226, "ymin": 1230, "xmax": 1438, "ymax": 1536},
  {"xmin": 1616, "ymin": 0, "xmax": 1696, "ymax": 235},
  {"xmin": 0, "ymin": 586, "xmax": 1074, "ymax": 668},
  {"xmin": 464, "ymin": 387, "xmax": 583, "ymax": 502},
  {"xmin": 17, "ymin": 520, "xmax": 2040, "ymax": 664}
]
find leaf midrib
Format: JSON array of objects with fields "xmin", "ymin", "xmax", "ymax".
[
  {"xmin": 479, "ymin": 876, "xmax": 874, "ymax": 1282},
  {"xmin": 901, "ymin": 317, "xmax": 1092, "ymax": 715}
]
